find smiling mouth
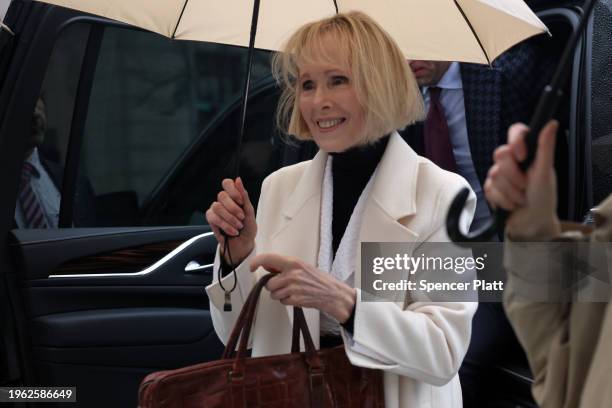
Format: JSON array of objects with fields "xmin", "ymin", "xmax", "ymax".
[{"xmin": 317, "ymin": 118, "xmax": 345, "ymax": 130}]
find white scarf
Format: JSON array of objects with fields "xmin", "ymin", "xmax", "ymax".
[{"xmin": 318, "ymin": 155, "xmax": 377, "ymax": 335}]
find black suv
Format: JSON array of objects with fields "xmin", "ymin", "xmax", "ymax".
[{"xmin": 0, "ymin": 0, "xmax": 610, "ymax": 407}]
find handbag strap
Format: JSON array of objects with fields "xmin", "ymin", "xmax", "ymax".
[
  {"xmin": 222, "ymin": 274, "xmax": 273, "ymax": 359},
  {"xmin": 222, "ymin": 274, "xmax": 323, "ymax": 366},
  {"xmin": 221, "ymin": 274, "xmax": 327, "ymax": 406},
  {"xmin": 291, "ymin": 308, "xmax": 320, "ymax": 359}
]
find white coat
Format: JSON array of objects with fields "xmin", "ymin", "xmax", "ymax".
[{"xmin": 206, "ymin": 132, "xmax": 477, "ymax": 407}]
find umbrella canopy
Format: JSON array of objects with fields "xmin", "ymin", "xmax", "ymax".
[{"xmin": 38, "ymin": 0, "xmax": 547, "ymax": 64}]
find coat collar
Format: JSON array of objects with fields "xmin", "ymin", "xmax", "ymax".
[
  {"xmin": 369, "ymin": 131, "xmax": 418, "ymax": 220},
  {"xmin": 281, "ymin": 148, "xmax": 327, "ymax": 219},
  {"xmin": 281, "ymin": 131, "xmax": 419, "ymax": 222}
]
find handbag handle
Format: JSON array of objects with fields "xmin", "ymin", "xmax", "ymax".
[{"xmin": 222, "ymin": 274, "xmax": 323, "ymax": 375}]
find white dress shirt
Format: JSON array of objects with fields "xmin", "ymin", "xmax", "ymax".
[
  {"xmin": 423, "ymin": 62, "xmax": 492, "ymax": 232},
  {"xmin": 14, "ymin": 147, "xmax": 61, "ymax": 228}
]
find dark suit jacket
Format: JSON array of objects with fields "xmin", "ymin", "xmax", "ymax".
[{"xmin": 401, "ymin": 35, "xmax": 567, "ymax": 217}]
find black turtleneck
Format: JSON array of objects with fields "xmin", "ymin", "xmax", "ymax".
[
  {"xmin": 330, "ymin": 135, "xmax": 389, "ymax": 255},
  {"xmin": 323, "ymin": 135, "xmax": 388, "ymax": 340}
]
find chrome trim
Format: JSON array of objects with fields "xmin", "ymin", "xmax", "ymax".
[
  {"xmin": 185, "ymin": 261, "xmax": 214, "ymax": 272},
  {"xmin": 49, "ymin": 232, "xmax": 214, "ymax": 279}
]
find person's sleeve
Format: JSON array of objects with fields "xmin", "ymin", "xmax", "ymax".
[
  {"xmin": 502, "ymin": 221, "xmax": 594, "ymax": 407},
  {"xmin": 205, "ymin": 245, "xmax": 257, "ymax": 346},
  {"xmin": 340, "ymin": 289, "xmax": 477, "ymax": 386},
  {"xmin": 340, "ymin": 304, "xmax": 356, "ymax": 333},
  {"xmin": 204, "ymin": 177, "xmax": 272, "ymax": 347}
]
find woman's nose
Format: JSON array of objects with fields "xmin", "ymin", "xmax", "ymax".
[{"xmin": 313, "ymin": 89, "xmax": 332, "ymax": 111}]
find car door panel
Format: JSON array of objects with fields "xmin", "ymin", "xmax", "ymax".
[
  {"xmin": 8, "ymin": 226, "xmax": 224, "ymax": 407},
  {"xmin": 10, "ymin": 227, "xmax": 216, "ymax": 281}
]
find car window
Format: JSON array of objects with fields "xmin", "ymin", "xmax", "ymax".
[
  {"xmin": 17, "ymin": 20, "xmax": 281, "ymax": 228},
  {"xmin": 82, "ymin": 24, "xmax": 277, "ymax": 227},
  {"xmin": 141, "ymin": 83, "xmax": 287, "ymax": 227},
  {"xmin": 13, "ymin": 23, "xmax": 90, "ymax": 229}
]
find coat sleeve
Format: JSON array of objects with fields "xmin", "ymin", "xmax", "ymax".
[
  {"xmin": 502, "ymin": 234, "xmax": 602, "ymax": 408},
  {"xmin": 205, "ymin": 246, "xmax": 257, "ymax": 346},
  {"xmin": 204, "ymin": 177, "xmax": 272, "ymax": 346},
  {"xmin": 341, "ymin": 182, "xmax": 478, "ymax": 386}
]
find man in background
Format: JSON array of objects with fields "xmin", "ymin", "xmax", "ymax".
[{"xmin": 14, "ymin": 96, "xmax": 95, "ymax": 228}]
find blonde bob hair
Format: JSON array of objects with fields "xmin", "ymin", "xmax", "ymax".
[{"xmin": 272, "ymin": 11, "xmax": 424, "ymax": 145}]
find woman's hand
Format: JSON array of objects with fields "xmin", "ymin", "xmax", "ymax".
[
  {"xmin": 205, "ymin": 177, "xmax": 257, "ymax": 265},
  {"xmin": 250, "ymin": 253, "xmax": 356, "ymax": 323},
  {"xmin": 484, "ymin": 120, "xmax": 561, "ymax": 240}
]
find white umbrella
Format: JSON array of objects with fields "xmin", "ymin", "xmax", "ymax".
[{"xmin": 38, "ymin": 0, "xmax": 548, "ymax": 64}]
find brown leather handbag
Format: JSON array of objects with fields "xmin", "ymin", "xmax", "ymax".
[{"xmin": 138, "ymin": 274, "xmax": 384, "ymax": 407}]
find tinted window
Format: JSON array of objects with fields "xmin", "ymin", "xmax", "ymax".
[
  {"xmin": 30, "ymin": 20, "xmax": 286, "ymax": 228},
  {"xmin": 13, "ymin": 23, "xmax": 90, "ymax": 229}
]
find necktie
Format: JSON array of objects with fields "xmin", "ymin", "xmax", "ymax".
[
  {"xmin": 424, "ymin": 87, "xmax": 456, "ymax": 172},
  {"xmin": 19, "ymin": 162, "xmax": 49, "ymax": 228}
]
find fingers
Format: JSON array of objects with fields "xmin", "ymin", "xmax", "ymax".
[
  {"xmin": 236, "ymin": 177, "xmax": 255, "ymax": 220},
  {"xmin": 205, "ymin": 206, "xmax": 240, "ymax": 237},
  {"xmin": 507, "ymin": 123, "xmax": 529, "ymax": 162},
  {"xmin": 266, "ymin": 270, "xmax": 304, "ymax": 306},
  {"xmin": 208, "ymin": 223, "xmax": 225, "ymax": 246},
  {"xmin": 251, "ymin": 254, "xmax": 299, "ymax": 302},
  {"xmin": 217, "ymin": 185, "xmax": 245, "ymax": 220},
  {"xmin": 250, "ymin": 253, "xmax": 298, "ymax": 274},
  {"xmin": 267, "ymin": 279, "xmax": 295, "ymax": 301},
  {"xmin": 484, "ymin": 171, "xmax": 525, "ymax": 211},
  {"xmin": 492, "ymin": 145, "xmax": 528, "ymax": 191},
  {"xmin": 485, "ymin": 120, "xmax": 559, "ymax": 212},
  {"xmin": 205, "ymin": 178, "xmax": 248, "ymax": 237},
  {"xmin": 486, "ymin": 144, "xmax": 528, "ymax": 211},
  {"xmin": 532, "ymin": 120, "xmax": 558, "ymax": 177},
  {"xmin": 221, "ymin": 178, "xmax": 244, "ymax": 206}
]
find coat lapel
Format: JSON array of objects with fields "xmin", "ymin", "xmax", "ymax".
[
  {"xmin": 267, "ymin": 150, "xmax": 328, "ymax": 345},
  {"xmin": 356, "ymin": 133, "xmax": 421, "ymax": 295}
]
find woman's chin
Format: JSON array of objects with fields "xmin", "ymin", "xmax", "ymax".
[{"xmin": 313, "ymin": 134, "xmax": 359, "ymax": 153}]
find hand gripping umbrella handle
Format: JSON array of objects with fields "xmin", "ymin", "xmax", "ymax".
[{"xmin": 446, "ymin": 0, "xmax": 598, "ymax": 245}]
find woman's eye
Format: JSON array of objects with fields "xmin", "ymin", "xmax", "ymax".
[
  {"xmin": 301, "ymin": 80, "xmax": 314, "ymax": 91},
  {"xmin": 331, "ymin": 76, "xmax": 349, "ymax": 86}
]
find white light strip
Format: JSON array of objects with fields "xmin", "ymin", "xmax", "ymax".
[
  {"xmin": 185, "ymin": 261, "xmax": 214, "ymax": 272},
  {"xmin": 49, "ymin": 232, "xmax": 214, "ymax": 279}
]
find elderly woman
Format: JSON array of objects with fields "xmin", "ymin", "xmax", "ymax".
[{"xmin": 205, "ymin": 11, "xmax": 476, "ymax": 407}]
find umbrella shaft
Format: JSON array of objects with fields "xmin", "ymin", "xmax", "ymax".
[{"xmin": 233, "ymin": 0, "xmax": 262, "ymax": 178}]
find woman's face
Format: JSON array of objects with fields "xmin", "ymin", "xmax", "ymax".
[{"xmin": 297, "ymin": 50, "xmax": 365, "ymax": 153}]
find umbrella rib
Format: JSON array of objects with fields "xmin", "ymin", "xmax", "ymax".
[
  {"xmin": 172, "ymin": 0, "xmax": 190, "ymax": 39},
  {"xmin": 453, "ymin": 0, "xmax": 491, "ymax": 65}
]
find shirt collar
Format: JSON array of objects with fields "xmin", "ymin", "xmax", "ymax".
[
  {"xmin": 425, "ymin": 61, "xmax": 462, "ymax": 91},
  {"xmin": 25, "ymin": 147, "xmax": 45, "ymax": 177}
]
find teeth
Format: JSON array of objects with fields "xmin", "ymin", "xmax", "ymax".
[{"xmin": 318, "ymin": 119, "xmax": 342, "ymax": 129}]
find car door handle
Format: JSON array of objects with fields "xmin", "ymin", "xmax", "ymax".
[{"xmin": 185, "ymin": 260, "xmax": 214, "ymax": 274}]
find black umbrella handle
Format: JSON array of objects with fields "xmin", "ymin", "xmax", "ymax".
[
  {"xmin": 445, "ymin": 188, "xmax": 502, "ymax": 242},
  {"xmin": 446, "ymin": 0, "xmax": 598, "ymax": 245}
]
